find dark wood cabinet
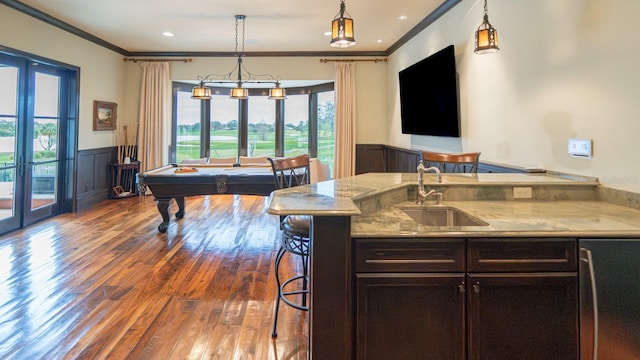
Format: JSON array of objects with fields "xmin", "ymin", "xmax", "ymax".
[
  {"xmin": 354, "ymin": 238, "xmax": 466, "ymax": 360},
  {"xmin": 467, "ymin": 238, "xmax": 578, "ymax": 360},
  {"xmin": 467, "ymin": 273, "xmax": 578, "ymax": 360},
  {"xmin": 356, "ymin": 273, "xmax": 466, "ymax": 360},
  {"xmin": 353, "ymin": 237, "xmax": 578, "ymax": 360},
  {"xmin": 468, "ymin": 238, "xmax": 577, "ymax": 272},
  {"xmin": 355, "ymin": 238, "xmax": 465, "ymax": 273}
]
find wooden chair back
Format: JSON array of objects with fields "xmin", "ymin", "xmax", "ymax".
[
  {"xmin": 268, "ymin": 154, "xmax": 310, "ymax": 189},
  {"xmin": 421, "ymin": 151, "xmax": 481, "ymax": 173}
]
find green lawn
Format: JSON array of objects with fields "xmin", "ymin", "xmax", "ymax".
[{"xmin": 177, "ymin": 129, "xmax": 335, "ymax": 169}]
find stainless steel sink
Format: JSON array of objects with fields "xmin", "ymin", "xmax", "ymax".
[{"xmin": 400, "ymin": 206, "xmax": 489, "ymax": 227}]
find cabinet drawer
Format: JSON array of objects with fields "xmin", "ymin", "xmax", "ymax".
[
  {"xmin": 355, "ymin": 238, "xmax": 465, "ymax": 273},
  {"xmin": 468, "ymin": 238, "xmax": 577, "ymax": 272}
]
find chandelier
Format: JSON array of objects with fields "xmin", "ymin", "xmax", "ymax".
[
  {"xmin": 330, "ymin": 0, "xmax": 356, "ymax": 48},
  {"xmin": 192, "ymin": 15, "xmax": 286, "ymax": 100},
  {"xmin": 474, "ymin": 0, "xmax": 499, "ymax": 54}
]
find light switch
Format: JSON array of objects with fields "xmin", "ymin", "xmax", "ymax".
[{"xmin": 568, "ymin": 138, "xmax": 592, "ymax": 158}]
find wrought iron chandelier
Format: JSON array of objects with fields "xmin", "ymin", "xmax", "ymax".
[
  {"xmin": 191, "ymin": 15, "xmax": 286, "ymax": 100},
  {"xmin": 474, "ymin": 0, "xmax": 499, "ymax": 54}
]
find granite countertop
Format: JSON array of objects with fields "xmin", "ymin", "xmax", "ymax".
[
  {"xmin": 353, "ymin": 200, "xmax": 640, "ymax": 238},
  {"xmin": 266, "ymin": 172, "xmax": 640, "ymax": 238}
]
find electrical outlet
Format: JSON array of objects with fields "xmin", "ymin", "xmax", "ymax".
[{"xmin": 513, "ymin": 187, "xmax": 532, "ymax": 199}]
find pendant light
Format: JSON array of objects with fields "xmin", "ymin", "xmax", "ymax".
[
  {"xmin": 474, "ymin": 0, "xmax": 499, "ymax": 54},
  {"xmin": 191, "ymin": 15, "xmax": 285, "ymax": 100},
  {"xmin": 330, "ymin": 0, "xmax": 356, "ymax": 48},
  {"xmin": 268, "ymin": 82, "xmax": 287, "ymax": 100}
]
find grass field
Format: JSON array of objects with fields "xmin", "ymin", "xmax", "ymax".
[{"xmin": 176, "ymin": 129, "xmax": 335, "ymax": 172}]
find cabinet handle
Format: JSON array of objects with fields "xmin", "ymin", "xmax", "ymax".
[
  {"xmin": 473, "ymin": 283, "xmax": 480, "ymax": 294},
  {"xmin": 458, "ymin": 282, "xmax": 465, "ymax": 293},
  {"xmin": 580, "ymin": 247, "xmax": 599, "ymax": 360}
]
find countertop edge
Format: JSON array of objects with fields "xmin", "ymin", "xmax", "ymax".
[{"xmin": 351, "ymin": 231, "xmax": 640, "ymax": 238}]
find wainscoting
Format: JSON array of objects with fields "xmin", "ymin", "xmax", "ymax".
[
  {"xmin": 76, "ymin": 147, "xmax": 118, "ymax": 211},
  {"xmin": 355, "ymin": 144, "xmax": 527, "ymax": 174}
]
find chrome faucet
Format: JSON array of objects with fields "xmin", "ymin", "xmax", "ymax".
[{"xmin": 417, "ymin": 160, "xmax": 443, "ymax": 205}]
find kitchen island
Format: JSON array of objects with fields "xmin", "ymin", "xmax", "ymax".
[{"xmin": 266, "ymin": 172, "xmax": 640, "ymax": 359}]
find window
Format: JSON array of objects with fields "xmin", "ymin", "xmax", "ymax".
[
  {"xmin": 171, "ymin": 82, "xmax": 335, "ymax": 169},
  {"xmin": 175, "ymin": 90, "xmax": 201, "ymax": 163},
  {"xmin": 210, "ymin": 94, "xmax": 239, "ymax": 158},
  {"xmin": 317, "ymin": 91, "xmax": 335, "ymax": 172},
  {"xmin": 247, "ymin": 96, "xmax": 275, "ymax": 157},
  {"xmin": 284, "ymin": 94, "xmax": 309, "ymax": 157}
]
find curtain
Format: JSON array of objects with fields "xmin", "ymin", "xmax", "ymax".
[
  {"xmin": 137, "ymin": 62, "xmax": 170, "ymax": 173},
  {"xmin": 333, "ymin": 62, "xmax": 356, "ymax": 179}
]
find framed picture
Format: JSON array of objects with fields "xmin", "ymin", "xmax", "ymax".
[{"xmin": 93, "ymin": 100, "xmax": 117, "ymax": 131}]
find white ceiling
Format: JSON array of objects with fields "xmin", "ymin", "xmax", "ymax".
[{"xmin": 13, "ymin": 0, "xmax": 457, "ymax": 54}]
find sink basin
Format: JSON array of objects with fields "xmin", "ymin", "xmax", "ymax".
[{"xmin": 400, "ymin": 206, "xmax": 489, "ymax": 227}]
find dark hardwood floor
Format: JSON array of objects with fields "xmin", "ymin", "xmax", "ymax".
[{"xmin": 0, "ymin": 195, "xmax": 308, "ymax": 359}]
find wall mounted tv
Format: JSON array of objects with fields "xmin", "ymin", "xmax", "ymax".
[{"xmin": 399, "ymin": 44, "xmax": 460, "ymax": 137}]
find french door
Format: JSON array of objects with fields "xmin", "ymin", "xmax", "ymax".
[{"xmin": 0, "ymin": 51, "xmax": 77, "ymax": 235}]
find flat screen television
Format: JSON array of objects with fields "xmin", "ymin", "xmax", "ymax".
[{"xmin": 399, "ymin": 45, "xmax": 460, "ymax": 137}]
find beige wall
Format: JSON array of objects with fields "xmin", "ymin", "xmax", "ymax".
[
  {"xmin": 0, "ymin": 5, "xmax": 126, "ymax": 151},
  {"xmin": 2, "ymin": 4, "xmax": 388, "ymax": 156},
  {"xmin": 388, "ymin": 0, "xmax": 640, "ymax": 192},
  {"xmin": 5, "ymin": 0, "xmax": 640, "ymax": 193},
  {"xmin": 122, "ymin": 57, "xmax": 389, "ymax": 149}
]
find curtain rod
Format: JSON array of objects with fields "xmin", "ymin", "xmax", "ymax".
[
  {"xmin": 320, "ymin": 58, "xmax": 387, "ymax": 63},
  {"xmin": 123, "ymin": 58, "xmax": 192, "ymax": 63}
]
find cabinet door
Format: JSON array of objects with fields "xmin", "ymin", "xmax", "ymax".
[
  {"xmin": 468, "ymin": 274, "xmax": 578, "ymax": 360},
  {"xmin": 356, "ymin": 273, "xmax": 466, "ymax": 360}
]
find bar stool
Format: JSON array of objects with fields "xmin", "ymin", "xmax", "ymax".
[
  {"xmin": 267, "ymin": 154, "xmax": 311, "ymax": 337},
  {"xmin": 421, "ymin": 151, "xmax": 481, "ymax": 173}
]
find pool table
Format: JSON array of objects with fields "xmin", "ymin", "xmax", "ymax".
[{"xmin": 138, "ymin": 164, "xmax": 275, "ymax": 232}]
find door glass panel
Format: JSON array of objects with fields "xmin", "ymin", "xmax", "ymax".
[
  {"xmin": 247, "ymin": 96, "xmax": 275, "ymax": 157},
  {"xmin": 31, "ymin": 72, "xmax": 59, "ymax": 210},
  {"xmin": 284, "ymin": 94, "xmax": 309, "ymax": 157},
  {"xmin": 0, "ymin": 66, "xmax": 19, "ymax": 220},
  {"xmin": 175, "ymin": 91, "xmax": 202, "ymax": 162},
  {"xmin": 317, "ymin": 91, "xmax": 335, "ymax": 174},
  {"xmin": 210, "ymin": 94, "xmax": 238, "ymax": 159}
]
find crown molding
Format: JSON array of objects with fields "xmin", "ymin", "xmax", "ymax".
[{"xmin": 2, "ymin": 0, "xmax": 461, "ymax": 58}]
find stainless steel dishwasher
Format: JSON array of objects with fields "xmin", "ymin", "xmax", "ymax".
[{"xmin": 579, "ymin": 239, "xmax": 640, "ymax": 360}]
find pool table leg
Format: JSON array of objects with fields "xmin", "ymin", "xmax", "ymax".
[
  {"xmin": 175, "ymin": 196, "xmax": 185, "ymax": 219},
  {"xmin": 156, "ymin": 198, "xmax": 172, "ymax": 233},
  {"xmin": 155, "ymin": 196, "xmax": 186, "ymax": 233}
]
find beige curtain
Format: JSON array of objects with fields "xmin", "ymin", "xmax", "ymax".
[
  {"xmin": 137, "ymin": 62, "xmax": 170, "ymax": 173},
  {"xmin": 333, "ymin": 62, "xmax": 356, "ymax": 179}
]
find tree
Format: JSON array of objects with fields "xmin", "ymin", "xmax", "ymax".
[
  {"xmin": 296, "ymin": 121, "xmax": 307, "ymax": 136},
  {"xmin": 318, "ymin": 101, "xmax": 335, "ymax": 138},
  {"xmin": 34, "ymin": 122, "xmax": 57, "ymax": 151},
  {"xmin": 0, "ymin": 120, "xmax": 16, "ymax": 137},
  {"xmin": 255, "ymin": 123, "xmax": 273, "ymax": 141}
]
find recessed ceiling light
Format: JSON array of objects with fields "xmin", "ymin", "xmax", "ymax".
[
  {"xmin": 162, "ymin": 32, "xmax": 174, "ymax": 37},
  {"xmin": 398, "ymin": 15, "xmax": 408, "ymax": 20},
  {"xmin": 376, "ymin": 39, "xmax": 383, "ymax": 43},
  {"xmin": 323, "ymin": 31, "xmax": 332, "ymax": 36}
]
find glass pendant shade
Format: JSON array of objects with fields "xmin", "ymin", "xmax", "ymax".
[
  {"xmin": 474, "ymin": 1, "xmax": 499, "ymax": 54},
  {"xmin": 230, "ymin": 86, "xmax": 248, "ymax": 99},
  {"xmin": 191, "ymin": 84, "xmax": 212, "ymax": 99},
  {"xmin": 330, "ymin": 1, "xmax": 355, "ymax": 48},
  {"xmin": 474, "ymin": 20, "xmax": 499, "ymax": 53},
  {"xmin": 268, "ymin": 85, "xmax": 287, "ymax": 100}
]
